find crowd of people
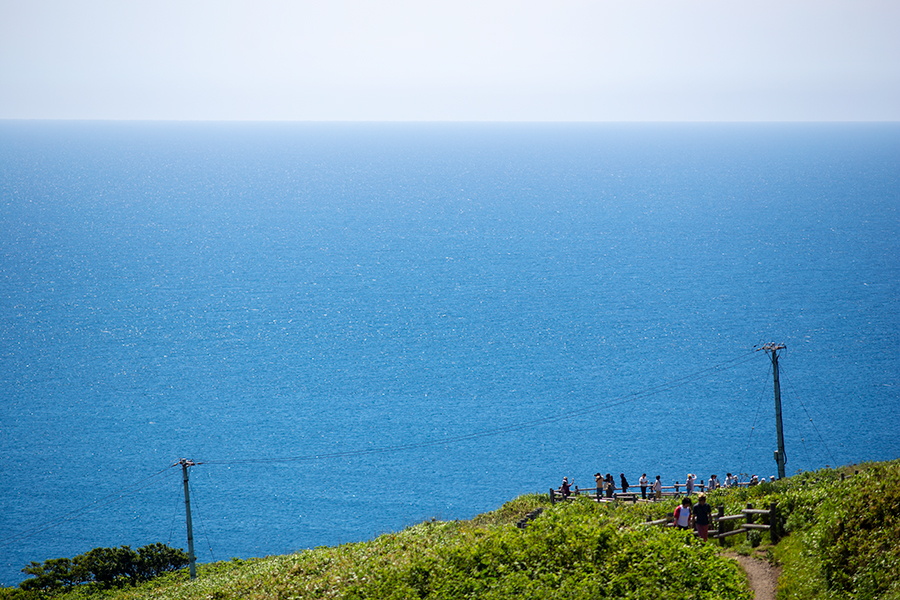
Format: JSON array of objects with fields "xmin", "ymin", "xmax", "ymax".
[
  {"xmin": 556, "ymin": 471, "xmax": 764, "ymax": 502},
  {"xmin": 557, "ymin": 473, "xmax": 775, "ymax": 541},
  {"xmin": 554, "ymin": 470, "xmax": 770, "ymax": 542}
]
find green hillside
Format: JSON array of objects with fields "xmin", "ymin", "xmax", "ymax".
[{"xmin": 4, "ymin": 460, "xmax": 899, "ymax": 600}]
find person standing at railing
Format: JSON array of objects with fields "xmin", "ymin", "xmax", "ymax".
[
  {"xmin": 605, "ymin": 473, "xmax": 615, "ymax": 498},
  {"xmin": 653, "ymin": 475, "xmax": 662, "ymax": 500},
  {"xmin": 639, "ymin": 473, "xmax": 649, "ymax": 499},
  {"xmin": 620, "ymin": 473, "xmax": 629, "ymax": 494},
  {"xmin": 686, "ymin": 473, "xmax": 695, "ymax": 495},
  {"xmin": 594, "ymin": 473, "xmax": 603, "ymax": 498},
  {"xmin": 694, "ymin": 494, "xmax": 712, "ymax": 541},
  {"xmin": 561, "ymin": 477, "xmax": 572, "ymax": 499},
  {"xmin": 708, "ymin": 474, "xmax": 719, "ymax": 490}
]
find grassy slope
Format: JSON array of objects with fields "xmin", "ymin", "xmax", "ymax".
[
  {"xmin": 773, "ymin": 461, "xmax": 900, "ymax": 600},
  {"xmin": 5, "ymin": 460, "xmax": 899, "ymax": 600}
]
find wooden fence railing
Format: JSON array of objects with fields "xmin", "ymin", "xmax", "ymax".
[
  {"xmin": 549, "ymin": 478, "xmax": 763, "ymax": 504},
  {"xmin": 713, "ymin": 502, "xmax": 780, "ymax": 544},
  {"xmin": 543, "ymin": 472, "xmax": 866, "ymax": 542},
  {"xmin": 640, "ymin": 502, "xmax": 779, "ymax": 545}
]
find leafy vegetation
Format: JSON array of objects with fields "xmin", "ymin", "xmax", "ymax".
[
  {"xmin": 2, "ymin": 460, "xmax": 898, "ymax": 600},
  {"xmin": 774, "ymin": 462, "xmax": 900, "ymax": 600},
  {"xmin": 2, "ymin": 543, "xmax": 188, "ymax": 598},
  {"xmin": 682, "ymin": 460, "xmax": 900, "ymax": 599},
  {"xmin": 339, "ymin": 502, "xmax": 748, "ymax": 600}
]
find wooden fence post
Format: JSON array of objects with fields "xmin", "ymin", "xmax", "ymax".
[
  {"xmin": 717, "ymin": 506, "xmax": 727, "ymax": 546},
  {"xmin": 745, "ymin": 503, "xmax": 755, "ymax": 545},
  {"xmin": 550, "ymin": 488, "xmax": 556, "ymax": 505},
  {"xmin": 769, "ymin": 502, "xmax": 779, "ymax": 543}
]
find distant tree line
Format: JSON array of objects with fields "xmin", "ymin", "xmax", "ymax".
[{"xmin": 15, "ymin": 543, "xmax": 188, "ymax": 592}]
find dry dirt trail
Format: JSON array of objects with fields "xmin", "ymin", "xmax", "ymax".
[{"xmin": 733, "ymin": 554, "xmax": 781, "ymax": 600}]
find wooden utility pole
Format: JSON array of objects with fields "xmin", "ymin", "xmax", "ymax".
[
  {"xmin": 179, "ymin": 459, "xmax": 198, "ymax": 579},
  {"xmin": 760, "ymin": 343, "xmax": 787, "ymax": 479}
]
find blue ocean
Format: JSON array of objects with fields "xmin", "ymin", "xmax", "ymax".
[{"xmin": 1, "ymin": 122, "xmax": 898, "ymax": 586}]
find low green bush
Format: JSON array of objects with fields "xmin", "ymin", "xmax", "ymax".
[
  {"xmin": 18, "ymin": 543, "xmax": 188, "ymax": 592},
  {"xmin": 774, "ymin": 460, "xmax": 900, "ymax": 600},
  {"xmin": 342, "ymin": 500, "xmax": 750, "ymax": 600}
]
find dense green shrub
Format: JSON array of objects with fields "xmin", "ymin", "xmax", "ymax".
[
  {"xmin": 343, "ymin": 499, "xmax": 751, "ymax": 600},
  {"xmin": 775, "ymin": 460, "xmax": 900, "ymax": 600},
  {"xmin": 18, "ymin": 543, "xmax": 188, "ymax": 591},
  {"xmin": 816, "ymin": 463, "xmax": 900, "ymax": 598},
  {"xmin": 134, "ymin": 543, "xmax": 191, "ymax": 581},
  {"xmin": 18, "ymin": 558, "xmax": 87, "ymax": 592}
]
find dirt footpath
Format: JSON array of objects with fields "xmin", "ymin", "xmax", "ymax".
[{"xmin": 733, "ymin": 554, "xmax": 781, "ymax": 600}]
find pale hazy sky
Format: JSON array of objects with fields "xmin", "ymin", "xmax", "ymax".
[{"xmin": 1, "ymin": 0, "xmax": 898, "ymax": 121}]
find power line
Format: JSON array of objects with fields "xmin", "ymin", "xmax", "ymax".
[
  {"xmin": 200, "ymin": 349, "xmax": 761, "ymax": 467},
  {"xmin": 738, "ymin": 357, "xmax": 771, "ymax": 476},
  {"xmin": 188, "ymin": 477, "xmax": 217, "ymax": 563},
  {"xmin": 0, "ymin": 465, "xmax": 176, "ymax": 549},
  {"xmin": 1, "ymin": 348, "xmax": 766, "ymax": 551},
  {"xmin": 779, "ymin": 361, "xmax": 838, "ymax": 467}
]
